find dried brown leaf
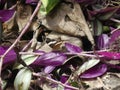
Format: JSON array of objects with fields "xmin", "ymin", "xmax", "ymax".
[
  {"xmin": 38, "ymin": 2, "xmax": 94, "ymax": 45},
  {"xmin": 16, "ymin": 4, "xmax": 32, "ymax": 32},
  {"xmin": 46, "ymin": 31, "xmax": 82, "ymax": 50}
]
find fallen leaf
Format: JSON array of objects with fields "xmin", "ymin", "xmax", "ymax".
[
  {"xmin": 77, "ymin": 58, "xmax": 100, "ymax": 75},
  {"xmin": 80, "ymin": 63, "xmax": 107, "ymax": 78},
  {"xmin": 38, "ymin": 2, "xmax": 94, "ymax": 45},
  {"xmin": 14, "ymin": 68, "xmax": 32, "ymax": 90}
]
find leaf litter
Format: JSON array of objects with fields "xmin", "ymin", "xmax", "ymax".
[{"xmin": 0, "ymin": 0, "xmax": 120, "ymax": 90}]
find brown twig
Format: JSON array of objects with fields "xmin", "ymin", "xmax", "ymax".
[{"xmin": 0, "ymin": 1, "xmax": 42, "ymax": 88}]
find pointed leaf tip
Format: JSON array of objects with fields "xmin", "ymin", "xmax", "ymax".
[
  {"xmin": 80, "ymin": 63, "xmax": 107, "ymax": 78},
  {"xmin": 65, "ymin": 43, "xmax": 82, "ymax": 54}
]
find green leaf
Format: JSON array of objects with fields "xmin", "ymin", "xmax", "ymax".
[
  {"xmin": 70, "ymin": 81, "xmax": 79, "ymax": 88},
  {"xmin": 13, "ymin": 55, "xmax": 38, "ymax": 69},
  {"xmin": 77, "ymin": 58, "xmax": 100, "ymax": 75},
  {"xmin": 94, "ymin": 19, "xmax": 103, "ymax": 36},
  {"xmin": 98, "ymin": 9, "xmax": 118, "ymax": 21},
  {"xmin": 103, "ymin": 26, "xmax": 110, "ymax": 32},
  {"xmin": 57, "ymin": 84, "xmax": 64, "ymax": 90},
  {"xmin": 40, "ymin": 0, "xmax": 59, "ymax": 15},
  {"xmin": 14, "ymin": 68, "xmax": 32, "ymax": 90},
  {"xmin": 116, "ymin": 24, "xmax": 120, "ymax": 29}
]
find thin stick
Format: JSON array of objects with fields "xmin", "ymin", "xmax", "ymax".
[
  {"xmin": 0, "ymin": 1, "xmax": 41, "ymax": 87},
  {"xmin": 19, "ymin": 52, "xmax": 43, "ymax": 56},
  {"xmin": 110, "ymin": 18, "xmax": 120, "ymax": 23},
  {"xmin": 22, "ymin": 39, "xmax": 33, "ymax": 51},
  {"xmin": 33, "ymin": 73, "xmax": 79, "ymax": 90}
]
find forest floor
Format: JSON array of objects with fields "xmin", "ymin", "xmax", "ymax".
[{"xmin": 1, "ymin": 0, "xmax": 120, "ymax": 90}]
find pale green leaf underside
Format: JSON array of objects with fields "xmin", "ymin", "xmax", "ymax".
[
  {"xmin": 77, "ymin": 59, "xmax": 100, "ymax": 75},
  {"xmin": 14, "ymin": 68, "xmax": 32, "ymax": 90},
  {"xmin": 13, "ymin": 54, "xmax": 38, "ymax": 69}
]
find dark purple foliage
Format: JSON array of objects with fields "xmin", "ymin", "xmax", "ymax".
[
  {"xmin": 0, "ymin": 0, "xmax": 5, "ymax": 4},
  {"xmin": 0, "ymin": 10, "xmax": 15, "ymax": 22},
  {"xmin": 88, "ymin": 6, "xmax": 119, "ymax": 20},
  {"xmin": 97, "ymin": 34, "xmax": 109, "ymax": 49},
  {"xmin": 60, "ymin": 76, "xmax": 73, "ymax": 90},
  {"xmin": 32, "ymin": 52, "xmax": 67, "ymax": 66},
  {"xmin": 0, "ymin": 46, "xmax": 17, "ymax": 65},
  {"xmin": 98, "ymin": 51, "xmax": 120, "ymax": 60},
  {"xmin": 60, "ymin": 75, "xmax": 69, "ymax": 83},
  {"xmin": 75, "ymin": 0, "xmax": 97, "ymax": 4},
  {"xmin": 65, "ymin": 43, "xmax": 82, "ymax": 54},
  {"xmin": 80, "ymin": 63, "xmax": 107, "ymax": 78},
  {"xmin": 26, "ymin": 0, "xmax": 38, "ymax": 5},
  {"xmin": 0, "ymin": 0, "xmax": 6, "ymax": 6},
  {"xmin": 109, "ymin": 29, "xmax": 120, "ymax": 44},
  {"xmin": 88, "ymin": 6, "xmax": 119, "ymax": 16}
]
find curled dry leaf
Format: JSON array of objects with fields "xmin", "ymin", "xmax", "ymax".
[
  {"xmin": 3, "ymin": 11, "xmax": 16, "ymax": 35},
  {"xmin": 16, "ymin": 4, "xmax": 38, "ymax": 32},
  {"xmin": 16, "ymin": 4, "xmax": 32, "ymax": 32},
  {"xmin": 38, "ymin": 1, "xmax": 94, "ymax": 45},
  {"xmin": 46, "ymin": 31, "xmax": 82, "ymax": 50},
  {"xmin": 3, "ymin": 4, "xmax": 39, "ymax": 36}
]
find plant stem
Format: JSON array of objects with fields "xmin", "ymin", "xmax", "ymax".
[
  {"xmin": 0, "ymin": 1, "xmax": 42, "ymax": 88},
  {"xmin": 33, "ymin": 73, "xmax": 79, "ymax": 90},
  {"xmin": 19, "ymin": 52, "xmax": 44, "ymax": 55},
  {"xmin": 110, "ymin": 18, "xmax": 120, "ymax": 23},
  {"xmin": 21, "ymin": 39, "xmax": 33, "ymax": 51}
]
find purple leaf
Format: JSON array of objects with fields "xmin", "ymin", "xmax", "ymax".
[
  {"xmin": 80, "ymin": 63, "xmax": 107, "ymax": 78},
  {"xmin": 60, "ymin": 75, "xmax": 79, "ymax": 90},
  {"xmin": 109, "ymin": 29, "xmax": 120, "ymax": 44},
  {"xmin": 0, "ymin": 0, "xmax": 5, "ymax": 4},
  {"xmin": 75, "ymin": 0, "xmax": 97, "ymax": 4},
  {"xmin": 97, "ymin": 34, "xmax": 109, "ymax": 49},
  {"xmin": 26, "ymin": 0, "xmax": 38, "ymax": 5},
  {"xmin": 96, "ymin": 6, "xmax": 118, "ymax": 14},
  {"xmin": 60, "ymin": 76, "xmax": 73, "ymax": 90},
  {"xmin": 65, "ymin": 43, "xmax": 82, "ymax": 54},
  {"xmin": 88, "ymin": 6, "xmax": 119, "ymax": 20},
  {"xmin": 0, "ymin": 10, "xmax": 15, "ymax": 22},
  {"xmin": 32, "ymin": 52, "xmax": 67, "ymax": 66},
  {"xmin": 98, "ymin": 51, "xmax": 120, "ymax": 60},
  {"xmin": 44, "ymin": 66, "xmax": 55, "ymax": 74},
  {"xmin": 35, "ymin": 50, "xmax": 45, "ymax": 54},
  {"xmin": 107, "ymin": 64, "xmax": 120, "ymax": 70},
  {"xmin": 98, "ymin": 7, "xmax": 119, "ymax": 20},
  {"xmin": 60, "ymin": 75, "xmax": 69, "ymax": 84},
  {"xmin": 0, "ymin": 46, "xmax": 17, "ymax": 65}
]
